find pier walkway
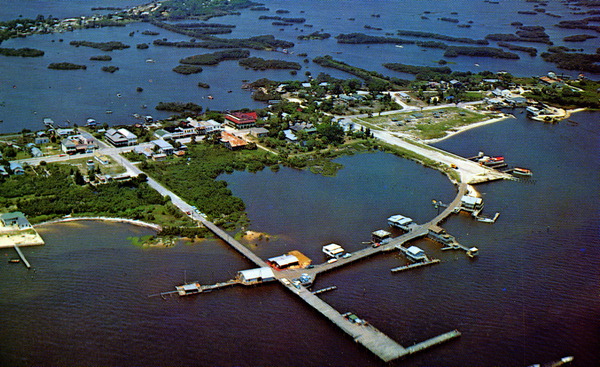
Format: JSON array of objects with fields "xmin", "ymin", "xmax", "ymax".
[
  {"xmin": 111, "ymin": 154, "xmax": 467, "ymax": 363},
  {"xmin": 280, "ymin": 183, "xmax": 468, "ymax": 281},
  {"xmin": 283, "ymin": 282, "xmax": 460, "ymax": 362},
  {"xmin": 13, "ymin": 243, "xmax": 31, "ymax": 269}
]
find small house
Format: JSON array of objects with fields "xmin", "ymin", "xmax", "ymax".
[
  {"xmin": 0, "ymin": 212, "xmax": 32, "ymax": 229},
  {"xmin": 9, "ymin": 162, "xmax": 25, "ymax": 175}
]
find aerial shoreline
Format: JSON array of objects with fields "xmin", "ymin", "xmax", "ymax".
[{"xmin": 34, "ymin": 216, "xmax": 163, "ymax": 231}]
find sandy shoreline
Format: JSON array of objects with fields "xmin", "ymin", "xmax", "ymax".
[
  {"xmin": 34, "ymin": 216, "xmax": 162, "ymax": 232},
  {"xmin": 423, "ymin": 114, "xmax": 514, "ymax": 144}
]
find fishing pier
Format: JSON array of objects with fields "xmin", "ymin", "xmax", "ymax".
[
  {"xmin": 186, "ymin": 183, "xmax": 470, "ymax": 363},
  {"xmin": 135, "ymin": 154, "xmax": 472, "ymax": 363}
]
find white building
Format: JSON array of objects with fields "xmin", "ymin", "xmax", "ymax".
[{"xmin": 322, "ymin": 243, "xmax": 344, "ymax": 258}]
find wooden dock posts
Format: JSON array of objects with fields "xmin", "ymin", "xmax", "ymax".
[{"xmin": 13, "ymin": 243, "xmax": 31, "ymax": 269}]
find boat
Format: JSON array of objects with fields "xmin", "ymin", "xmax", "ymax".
[
  {"xmin": 207, "ymin": 95, "xmax": 214, "ymax": 100},
  {"xmin": 513, "ymin": 167, "xmax": 532, "ymax": 177},
  {"xmin": 8, "ymin": 259, "xmax": 20, "ymax": 263},
  {"xmin": 395, "ymin": 45, "xmax": 404, "ymax": 48},
  {"xmin": 105, "ymin": 110, "xmax": 113, "ymax": 114},
  {"xmin": 145, "ymin": 59, "xmax": 155, "ymax": 63},
  {"xmin": 479, "ymin": 156, "xmax": 505, "ymax": 166}
]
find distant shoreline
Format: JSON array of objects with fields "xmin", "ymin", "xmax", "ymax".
[{"xmin": 34, "ymin": 216, "xmax": 162, "ymax": 231}]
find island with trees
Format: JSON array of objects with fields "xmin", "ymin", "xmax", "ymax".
[
  {"xmin": 179, "ymin": 49, "xmax": 250, "ymax": 65},
  {"xmin": 0, "ymin": 47, "xmax": 44, "ymax": 57},
  {"xmin": 48, "ymin": 62, "xmax": 87, "ymax": 70},
  {"xmin": 69, "ymin": 40, "xmax": 130, "ymax": 51},
  {"xmin": 239, "ymin": 57, "xmax": 301, "ymax": 70}
]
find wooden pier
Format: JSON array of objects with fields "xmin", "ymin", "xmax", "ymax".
[
  {"xmin": 312, "ymin": 285, "xmax": 337, "ymax": 295},
  {"xmin": 391, "ymin": 259, "xmax": 440, "ymax": 273},
  {"xmin": 284, "ymin": 282, "xmax": 459, "ymax": 362},
  {"xmin": 13, "ymin": 243, "xmax": 31, "ymax": 269},
  {"xmin": 200, "ymin": 220, "xmax": 268, "ymax": 268}
]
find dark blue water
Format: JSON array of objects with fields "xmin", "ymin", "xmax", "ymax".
[{"xmin": 2, "ymin": 0, "xmax": 600, "ymax": 133}]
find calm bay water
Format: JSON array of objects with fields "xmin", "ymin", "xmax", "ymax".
[
  {"xmin": 2, "ymin": 0, "xmax": 600, "ymax": 132},
  {"xmin": 0, "ymin": 112, "xmax": 598, "ymax": 366},
  {"xmin": 1, "ymin": 1, "xmax": 599, "ymax": 366}
]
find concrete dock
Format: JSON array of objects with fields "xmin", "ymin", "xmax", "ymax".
[{"xmin": 12, "ymin": 243, "xmax": 31, "ymax": 269}]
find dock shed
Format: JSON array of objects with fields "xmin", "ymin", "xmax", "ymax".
[
  {"xmin": 406, "ymin": 246, "xmax": 427, "ymax": 262},
  {"xmin": 322, "ymin": 243, "xmax": 345, "ymax": 258},
  {"xmin": 237, "ymin": 267, "xmax": 276, "ymax": 283},
  {"xmin": 461, "ymin": 195, "xmax": 483, "ymax": 213},
  {"xmin": 387, "ymin": 215, "xmax": 414, "ymax": 231},
  {"xmin": 372, "ymin": 229, "xmax": 392, "ymax": 244},
  {"xmin": 268, "ymin": 254, "xmax": 299, "ymax": 269}
]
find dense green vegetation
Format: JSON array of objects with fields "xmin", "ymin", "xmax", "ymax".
[
  {"xmin": 555, "ymin": 18, "xmax": 600, "ymax": 33},
  {"xmin": 313, "ymin": 55, "xmax": 403, "ymax": 91},
  {"xmin": 541, "ymin": 47, "xmax": 600, "ymax": 73},
  {"xmin": 197, "ymin": 82, "xmax": 211, "ymax": 88},
  {"xmin": 258, "ymin": 15, "xmax": 306, "ymax": 23},
  {"xmin": 155, "ymin": 0, "xmax": 259, "ymax": 20},
  {"xmin": 101, "ymin": 66, "xmax": 119, "ymax": 73},
  {"xmin": 239, "ymin": 57, "xmax": 301, "ymax": 70},
  {"xmin": 137, "ymin": 43, "xmax": 149, "ymax": 49},
  {"xmin": 148, "ymin": 20, "xmax": 235, "ymax": 37},
  {"xmin": 0, "ymin": 47, "xmax": 44, "ymax": 57},
  {"xmin": 297, "ymin": 31, "xmax": 331, "ymax": 40},
  {"xmin": 396, "ymin": 30, "xmax": 488, "ymax": 44},
  {"xmin": 179, "ymin": 49, "xmax": 249, "ymax": 65},
  {"xmin": 155, "ymin": 101, "xmax": 203, "ymax": 112},
  {"xmin": 0, "ymin": 164, "xmax": 192, "ymax": 226},
  {"xmin": 90, "ymin": 55, "xmax": 112, "ymax": 61},
  {"xmin": 69, "ymin": 40, "xmax": 130, "ymax": 51},
  {"xmin": 173, "ymin": 64, "xmax": 203, "ymax": 74},
  {"xmin": 335, "ymin": 33, "xmax": 415, "ymax": 45},
  {"xmin": 525, "ymin": 79, "xmax": 600, "ymax": 109},
  {"xmin": 497, "ymin": 42, "xmax": 537, "ymax": 57},
  {"xmin": 48, "ymin": 62, "xmax": 87, "ymax": 70},
  {"xmin": 444, "ymin": 46, "xmax": 520, "ymax": 59},
  {"xmin": 153, "ymin": 35, "xmax": 294, "ymax": 50},
  {"xmin": 563, "ymin": 34, "xmax": 598, "ymax": 42},
  {"xmin": 143, "ymin": 143, "xmax": 277, "ymax": 227},
  {"xmin": 486, "ymin": 26, "xmax": 552, "ymax": 44}
]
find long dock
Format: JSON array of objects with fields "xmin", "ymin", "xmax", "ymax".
[
  {"xmin": 391, "ymin": 259, "xmax": 440, "ymax": 273},
  {"xmin": 284, "ymin": 282, "xmax": 460, "ymax": 362},
  {"xmin": 118, "ymin": 153, "xmax": 469, "ymax": 363},
  {"xmin": 13, "ymin": 243, "xmax": 31, "ymax": 269}
]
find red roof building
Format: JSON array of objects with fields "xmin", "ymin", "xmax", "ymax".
[{"xmin": 224, "ymin": 112, "xmax": 258, "ymax": 129}]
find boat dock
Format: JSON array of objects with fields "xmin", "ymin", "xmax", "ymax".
[
  {"xmin": 283, "ymin": 281, "xmax": 460, "ymax": 362},
  {"xmin": 135, "ymin": 160, "xmax": 468, "ymax": 363},
  {"xmin": 312, "ymin": 285, "xmax": 337, "ymax": 295},
  {"xmin": 13, "ymin": 243, "xmax": 31, "ymax": 269},
  {"xmin": 391, "ymin": 258, "xmax": 440, "ymax": 273}
]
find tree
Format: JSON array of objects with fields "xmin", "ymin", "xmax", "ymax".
[{"xmin": 317, "ymin": 122, "xmax": 344, "ymax": 144}]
